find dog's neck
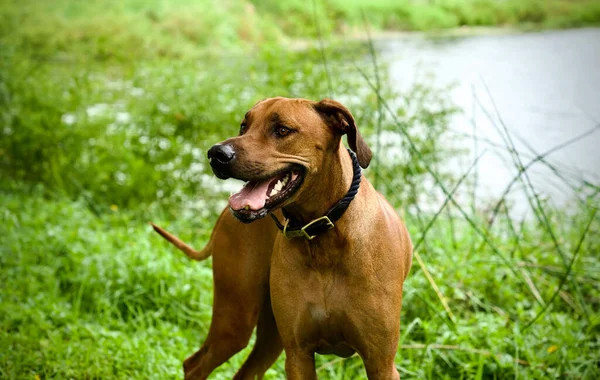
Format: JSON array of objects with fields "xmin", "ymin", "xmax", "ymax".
[{"xmin": 284, "ymin": 145, "xmax": 354, "ymax": 223}]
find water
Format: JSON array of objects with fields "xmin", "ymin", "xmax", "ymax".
[{"xmin": 377, "ymin": 28, "xmax": 600, "ymax": 215}]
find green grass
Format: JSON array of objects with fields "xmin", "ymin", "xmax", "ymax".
[
  {"xmin": 2, "ymin": 0, "xmax": 600, "ymax": 379},
  {"xmin": 2, "ymin": 186, "xmax": 598, "ymax": 379}
]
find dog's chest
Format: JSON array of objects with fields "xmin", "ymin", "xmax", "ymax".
[
  {"xmin": 295, "ymin": 272, "xmax": 358, "ymax": 355},
  {"xmin": 303, "ymin": 302, "xmax": 356, "ymax": 357}
]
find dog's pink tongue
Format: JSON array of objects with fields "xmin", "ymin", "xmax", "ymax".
[{"xmin": 229, "ymin": 180, "xmax": 271, "ymax": 211}]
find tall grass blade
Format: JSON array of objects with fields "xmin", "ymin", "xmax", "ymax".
[
  {"xmin": 360, "ymin": 9, "xmax": 385, "ymax": 189},
  {"xmin": 524, "ymin": 208, "xmax": 597, "ymax": 329},
  {"xmin": 414, "ymin": 152, "xmax": 485, "ymax": 251},
  {"xmin": 414, "ymin": 250, "xmax": 457, "ymax": 324},
  {"xmin": 312, "ymin": 0, "xmax": 333, "ymax": 98}
]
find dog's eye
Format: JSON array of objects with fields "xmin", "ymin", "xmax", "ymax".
[
  {"xmin": 239, "ymin": 122, "xmax": 246, "ymax": 135},
  {"xmin": 275, "ymin": 126, "xmax": 291, "ymax": 137}
]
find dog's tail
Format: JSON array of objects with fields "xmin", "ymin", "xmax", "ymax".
[{"xmin": 150, "ymin": 223, "xmax": 212, "ymax": 261}]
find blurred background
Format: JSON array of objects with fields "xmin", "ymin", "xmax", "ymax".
[{"xmin": 1, "ymin": 0, "xmax": 599, "ymax": 378}]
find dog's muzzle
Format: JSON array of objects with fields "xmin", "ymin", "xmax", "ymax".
[{"xmin": 207, "ymin": 144, "xmax": 235, "ymax": 179}]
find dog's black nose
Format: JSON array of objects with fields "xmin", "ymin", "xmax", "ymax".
[
  {"xmin": 208, "ymin": 144, "xmax": 235, "ymax": 164},
  {"xmin": 208, "ymin": 144, "xmax": 236, "ymax": 179}
]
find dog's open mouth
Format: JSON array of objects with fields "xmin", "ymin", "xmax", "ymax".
[{"xmin": 229, "ymin": 167, "xmax": 305, "ymax": 222}]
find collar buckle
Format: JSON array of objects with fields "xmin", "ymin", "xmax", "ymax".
[
  {"xmin": 282, "ymin": 215, "xmax": 335, "ymax": 240},
  {"xmin": 300, "ymin": 215, "xmax": 334, "ymax": 240}
]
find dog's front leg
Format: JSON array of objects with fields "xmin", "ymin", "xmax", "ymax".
[
  {"xmin": 363, "ymin": 356, "xmax": 400, "ymax": 380},
  {"xmin": 284, "ymin": 349, "xmax": 317, "ymax": 380}
]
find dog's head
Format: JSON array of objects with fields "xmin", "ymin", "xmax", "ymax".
[{"xmin": 208, "ymin": 97, "xmax": 372, "ymax": 223}]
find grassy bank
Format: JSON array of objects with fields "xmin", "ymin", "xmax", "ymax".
[
  {"xmin": 256, "ymin": 0, "xmax": 600, "ymax": 36},
  {"xmin": 2, "ymin": 0, "xmax": 600, "ymax": 379},
  {"xmin": 1, "ymin": 0, "xmax": 600, "ymax": 61}
]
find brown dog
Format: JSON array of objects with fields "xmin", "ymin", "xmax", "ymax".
[{"xmin": 153, "ymin": 97, "xmax": 412, "ymax": 379}]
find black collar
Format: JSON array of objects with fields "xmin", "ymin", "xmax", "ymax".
[{"xmin": 270, "ymin": 149, "xmax": 362, "ymax": 240}]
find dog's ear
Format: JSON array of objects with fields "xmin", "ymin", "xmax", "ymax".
[{"xmin": 313, "ymin": 99, "xmax": 372, "ymax": 168}]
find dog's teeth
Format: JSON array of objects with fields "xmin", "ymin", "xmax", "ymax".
[
  {"xmin": 269, "ymin": 188, "xmax": 278, "ymax": 197},
  {"xmin": 275, "ymin": 181, "xmax": 283, "ymax": 191}
]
